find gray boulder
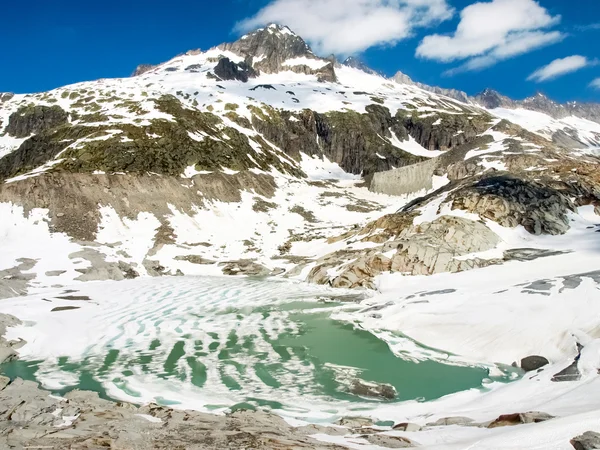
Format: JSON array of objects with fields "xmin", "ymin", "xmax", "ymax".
[
  {"xmin": 350, "ymin": 379, "xmax": 396, "ymax": 400},
  {"xmin": 427, "ymin": 416, "xmax": 474, "ymax": 427},
  {"xmin": 521, "ymin": 355, "xmax": 550, "ymax": 372},
  {"xmin": 552, "ymin": 360, "xmax": 581, "ymax": 382},
  {"xmin": 571, "ymin": 431, "xmax": 600, "ymax": 450}
]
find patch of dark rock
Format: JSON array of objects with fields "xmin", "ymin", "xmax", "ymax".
[
  {"xmin": 521, "ymin": 355, "xmax": 549, "ymax": 372},
  {"xmin": 164, "ymin": 67, "xmax": 178, "ymax": 72},
  {"xmin": 350, "ymin": 379, "xmax": 396, "ymax": 400},
  {"xmin": 552, "ymin": 361, "xmax": 581, "ymax": 382},
  {"xmin": 560, "ymin": 271, "xmax": 600, "ymax": 292},
  {"xmin": 5, "ymin": 105, "xmax": 69, "ymax": 138},
  {"xmin": 252, "ymin": 198, "xmax": 278, "ymax": 213},
  {"xmin": 522, "ymin": 279, "xmax": 553, "ymax": 291},
  {"xmin": 360, "ymin": 304, "xmax": 391, "ymax": 313},
  {"xmin": 290, "ymin": 205, "xmax": 318, "ymax": 223},
  {"xmin": 185, "ymin": 64, "xmax": 203, "ymax": 71},
  {"xmin": 213, "ymin": 57, "xmax": 257, "ymax": 83},
  {"xmin": 184, "ymin": 242, "xmax": 213, "ymax": 247},
  {"xmin": 504, "ymin": 248, "xmax": 568, "ymax": 262},
  {"xmin": 45, "ymin": 270, "xmax": 67, "ymax": 277},
  {"xmin": 522, "ymin": 290, "xmax": 551, "ymax": 296},
  {"xmin": 250, "ymin": 84, "xmax": 276, "ymax": 91},
  {"xmin": 353, "ymin": 91, "xmax": 370, "ymax": 95},
  {"xmin": 487, "ymin": 411, "xmax": 554, "ymax": 428},
  {"xmin": 216, "ymin": 84, "xmax": 226, "ymax": 90},
  {"xmin": 55, "ymin": 295, "xmax": 91, "ymax": 301},
  {"xmin": 419, "ymin": 289, "xmax": 457, "ymax": 297},
  {"xmin": 571, "ymin": 431, "xmax": 600, "ymax": 450},
  {"xmin": 51, "ymin": 306, "xmax": 81, "ymax": 312}
]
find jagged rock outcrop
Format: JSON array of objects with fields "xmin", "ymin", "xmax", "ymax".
[
  {"xmin": 308, "ymin": 215, "xmax": 500, "ymax": 288},
  {"xmin": 131, "ymin": 63, "xmax": 156, "ymax": 76},
  {"xmin": 247, "ymin": 104, "xmax": 423, "ymax": 177},
  {"xmin": 472, "ymin": 88, "xmax": 517, "ymax": 110},
  {"xmin": 450, "ymin": 175, "xmax": 575, "ymax": 235},
  {"xmin": 217, "ymin": 24, "xmax": 336, "ymax": 82},
  {"xmin": 391, "ymin": 71, "xmax": 470, "ymax": 104},
  {"xmin": 5, "ymin": 105, "xmax": 69, "ymax": 138},
  {"xmin": 213, "ymin": 57, "xmax": 258, "ymax": 82},
  {"xmin": 401, "ymin": 111, "xmax": 491, "ymax": 151},
  {"xmin": 0, "ymin": 93, "xmax": 14, "ymax": 103},
  {"xmin": 343, "ymin": 57, "xmax": 381, "ymax": 76}
]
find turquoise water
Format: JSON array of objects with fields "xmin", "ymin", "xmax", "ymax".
[{"xmin": 0, "ymin": 277, "xmax": 518, "ymax": 418}]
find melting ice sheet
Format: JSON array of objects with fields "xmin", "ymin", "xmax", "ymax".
[{"xmin": 1, "ymin": 276, "xmax": 501, "ymax": 422}]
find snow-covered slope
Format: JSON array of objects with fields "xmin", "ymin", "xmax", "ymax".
[{"xmin": 2, "ymin": 23, "xmax": 600, "ymax": 450}]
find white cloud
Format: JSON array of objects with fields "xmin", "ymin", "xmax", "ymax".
[
  {"xmin": 417, "ymin": 0, "xmax": 566, "ymax": 73},
  {"xmin": 590, "ymin": 78, "xmax": 600, "ymax": 90},
  {"xmin": 528, "ymin": 55, "xmax": 597, "ymax": 82},
  {"xmin": 236, "ymin": 0, "xmax": 454, "ymax": 55}
]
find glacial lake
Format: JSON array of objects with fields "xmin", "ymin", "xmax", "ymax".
[{"xmin": 1, "ymin": 277, "xmax": 515, "ymax": 421}]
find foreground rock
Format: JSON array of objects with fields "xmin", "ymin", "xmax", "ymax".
[
  {"xmin": 521, "ymin": 355, "xmax": 550, "ymax": 372},
  {"xmin": 0, "ymin": 377, "xmax": 349, "ymax": 449},
  {"xmin": 487, "ymin": 411, "xmax": 554, "ymax": 428},
  {"xmin": 571, "ymin": 431, "xmax": 600, "ymax": 450},
  {"xmin": 0, "ymin": 314, "xmax": 21, "ymax": 364}
]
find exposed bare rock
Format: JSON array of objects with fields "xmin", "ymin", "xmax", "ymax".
[
  {"xmin": 220, "ymin": 260, "xmax": 271, "ymax": 276},
  {"xmin": 0, "ymin": 378, "xmax": 348, "ymax": 449},
  {"xmin": 217, "ymin": 23, "xmax": 335, "ymax": 82},
  {"xmin": 426, "ymin": 416, "xmax": 475, "ymax": 427},
  {"xmin": 214, "ymin": 57, "xmax": 258, "ymax": 82},
  {"xmin": 450, "ymin": 175, "xmax": 574, "ymax": 235},
  {"xmin": 0, "ymin": 313, "xmax": 21, "ymax": 363},
  {"xmin": 521, "ymin": 355, "xmax": 550, "ymax": 372},
  {"xmin": 5, "ymin": 105, "xmax": 69, "ymax": 138},
  {"xmin": 349, "ymin": 379, "xmax": 397, "ymax": 400},
  {"xmin": 131, "ymin": 63, "xmax": 156, "ymax": 76},
  {"xmin": 571, "ymin": 431, "xmax": 600, "ymax": 450},
  {"xmin": 308, "ymin": 215, "xmax": 499, "ymax": 288},
  {"xmin": 487, "ymin": 411, "xmax": 554, "ymax": 428}
]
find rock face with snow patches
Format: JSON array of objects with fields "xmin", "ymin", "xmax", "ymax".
[{"xmin": 0, "ymin": 23, "xmax": 600, "ymax": 297}]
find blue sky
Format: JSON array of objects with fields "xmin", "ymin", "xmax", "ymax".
[{"xmin": 2, "ymin": 0, "xmax": 599, "ymax": 103}]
